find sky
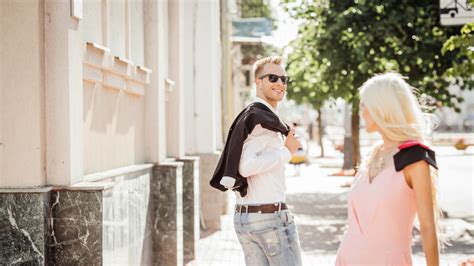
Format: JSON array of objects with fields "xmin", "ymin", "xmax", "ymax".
[{"xmin": 261, "ymin": 0, "xmax": 299, "ymax": 48}]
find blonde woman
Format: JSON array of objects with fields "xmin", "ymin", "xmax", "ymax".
[{"xmin": 336, "ymin": 73, "xmax": 441, "ymax": 265}]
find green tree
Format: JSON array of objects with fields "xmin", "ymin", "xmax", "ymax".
[
  {"xmin": 285, "ymin": 35, "xmax": 331, "ymax": 156},
  {"xmin": 239, "ymin": 0, "xmax": 274, "ymax": 19},
  {"xmin": 282, "ymin": 0, "xmax": 466, "ymax": 169}
]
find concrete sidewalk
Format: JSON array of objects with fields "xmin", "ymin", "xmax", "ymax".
[{"xmin": 190, "ymin": 163, "xmax": 474, "ymax": 265}]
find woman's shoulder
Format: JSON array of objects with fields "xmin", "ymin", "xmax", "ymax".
[{"xmin": 393, "ymin": 140, "xmax": 437, "ymax": 172}]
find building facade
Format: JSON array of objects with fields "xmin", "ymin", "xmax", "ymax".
[{"xmin": 0, "ymin": 0, "xmax": 232, "ymax": 264}]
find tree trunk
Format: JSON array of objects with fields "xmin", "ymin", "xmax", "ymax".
[
  {"xmin": 351, "ymin": 99, "xmax": 361, "ymax": 169},
  {"xmin": 342, "ymin": 103, "xmax": 353, "ymax": 170},
  {"xmin": 317, "ymin": 108, "xmax": 325, "ymax": 157},
  {"xmin": 342, "ymin": 137, "xmax": 353, "ymax": 169}
]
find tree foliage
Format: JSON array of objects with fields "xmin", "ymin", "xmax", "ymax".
[
  {"xmin": 442, "ymin": 1, "xmax": 474, "ymax": 89},
  {"xmin": 281, "ymin": 0, "xmax": 468, "ymax": 167},
  {"xmin": 239, "ymin": 0, "xmax": 274, "ymax": 19},
  {"xmin": 283, "ymin": 0, "xmax": 466, "ymax": 109}
]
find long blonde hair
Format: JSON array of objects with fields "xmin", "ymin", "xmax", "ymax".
[{"xmin": 359, "ymin": 72, "xmax": 445, "ymax": 248}]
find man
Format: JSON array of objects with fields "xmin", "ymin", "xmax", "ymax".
[{"xmin": 210, "ymin": 56, "xmax": 303, "ymax": 265}]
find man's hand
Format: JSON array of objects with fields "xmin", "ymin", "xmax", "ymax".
[{"xmin": 284, "ymin": 129, "xmax": 301, "ymax": 154}]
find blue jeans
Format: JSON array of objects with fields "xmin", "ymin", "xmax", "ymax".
[{"xmin": 234, "ymin": 209, "xmax": 302, "ymax": 266}]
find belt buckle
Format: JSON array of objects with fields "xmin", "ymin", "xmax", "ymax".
[
  {"xmin": 237, "ymin": 204, "xmax": 243, "ymax": 214},
  {"xmin": 237, "ymin": 204, "xmax": 248, "ymax": 214},
  {"xmin": 273, "ymin": 202, "xmax": 282, "ymax": 214}
]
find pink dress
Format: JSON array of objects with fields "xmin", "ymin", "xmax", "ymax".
[{"xmin": 336, "ymin": 164, "xmax": 417, "ymax": 265}]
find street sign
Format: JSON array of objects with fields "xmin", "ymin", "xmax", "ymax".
[{"xmin": 440, "ymin": 0, "xmax": 474, "ymax": 26}]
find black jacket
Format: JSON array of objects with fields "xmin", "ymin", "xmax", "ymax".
[{"xmin": 210, "ymin": 102, "xmax": 290, "ymax": 197}]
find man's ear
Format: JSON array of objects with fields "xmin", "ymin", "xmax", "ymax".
[{"xmin": 255, "ymin": 78, "xmax": 261, "ymax": 89}]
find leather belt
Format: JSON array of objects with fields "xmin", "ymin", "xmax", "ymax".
[{"xmin": 235, "ymin": 203, "xmax": 288, "ymax": 213}]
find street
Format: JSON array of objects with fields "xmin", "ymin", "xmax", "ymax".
[
  {"xmin": 434, "ymin": 146, "xmax": 474, "ymax": 218},
  {"xmin": 191, "ymin": 145, "xmax": 474, "ymax": 265}
]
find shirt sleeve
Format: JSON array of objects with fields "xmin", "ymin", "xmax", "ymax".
[{"xmin": 239, "ymin": 124, "xmax": 292, "ymax": 177}]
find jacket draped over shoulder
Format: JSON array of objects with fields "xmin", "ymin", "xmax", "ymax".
[{"xmin": 209, "ymin": 102, "xmax": 289, "ymax": 197}]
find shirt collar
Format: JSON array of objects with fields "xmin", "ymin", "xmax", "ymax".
[{"xmin": 253, "ymin": 97, "xmax": 278, "ymax": 115}]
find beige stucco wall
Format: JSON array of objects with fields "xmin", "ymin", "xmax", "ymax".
[
  {"xmin": 82, "ymin": 0, "xmax": 103, "ymax": 45},
  {"xmin": 144, "ymin": 0, "xmax": 169, "ymax": 164},
  {"xmin": 108, "ymin": 0, "xmax": 126, "ymax": 58},
  {"xmin": 183, "ymin": 0, "xmax": 197, "ymax": 155},
  {"xmin": 44, "ymin": 0, "xmax": 84, "ymax": 186},
  {"xmin": 130, "ymin": 0, "xmax": 144, "ymax": 65},
  {"xmin": 192, "ymin": 0, "xmax": 223, "ymax": 154},
  {"xmin": 82, "ymin": 0, "xmax": 146, "ymax": 175},
  {"xmin": 0, "ymin": 0, "xmax": 46, "ymax": 187},
  {"xmin": 83, "ymin": 84, "xmax": 145, "ymax": 174},
  {"xmin": 0, "ymin": 0, "xmax": 223, "ymax": 183}
]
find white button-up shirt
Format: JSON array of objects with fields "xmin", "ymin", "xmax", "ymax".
[{"xmin": 235, "ymin": 97, "xmax": 292, "ymax": 205}]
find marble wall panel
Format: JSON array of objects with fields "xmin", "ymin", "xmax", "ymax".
[
  {"xmin": 0, "ymin": 191, "xmax": 50, "ymax": 264},
  {"xmin": 152, "ymin": 161, "xmax": 184, "ymax": 266},
  {"xmin": 177, "ymin": 156, "xmax": 200, "ymax": 264}
]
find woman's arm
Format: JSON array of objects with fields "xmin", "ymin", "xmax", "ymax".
[{"xmin": 404, "ymin": 160, "xmax": 439, "ymax": 266}]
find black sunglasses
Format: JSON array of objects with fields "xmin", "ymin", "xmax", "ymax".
[{"xmin": 258, "ymin": 74, "xmax": 290, "ymax": 84}]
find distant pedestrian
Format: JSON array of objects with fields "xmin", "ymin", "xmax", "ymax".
[
  {"xmin": 210, "ymin": 56, "xmax": 303, "ymax": 265},
  {"xmin": 336, "ymin": 73, "xmax": 442, "ymax": 265},
  {"xmin": 289, "ymin": 122, "xmax": 309, "ymax": 175}
]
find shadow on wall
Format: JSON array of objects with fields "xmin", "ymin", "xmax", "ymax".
[{"xmin": 83, "ymin": 81, "xmax": 145, "ymax": 173}]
